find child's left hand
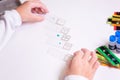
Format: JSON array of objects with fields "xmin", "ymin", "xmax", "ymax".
[{"xmin": 16, "ymin": 1, "xmax": 49, "ymax": 22}]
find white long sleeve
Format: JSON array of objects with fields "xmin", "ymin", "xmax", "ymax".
[
  {"xmin": 64, "ymin": 75, "xmax": 88, "ymax": 80},
  {"xmin": 0, "ymin": 10, "xmax": 22, "ymax": 51}
]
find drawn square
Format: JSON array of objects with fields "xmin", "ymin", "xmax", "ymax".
[
  {"xmin": 60, "ymin": 27, "xmax": 70, "ymax": 34},
  {"xmin": 63, "ymin": 42, "xmax": 72, "ymax": 50},
  {"xmin": 56, "ymin": 18, "xmax": 66, "ymax": 26},
  {"xmin": 61, "ymin": 35, "xmax": 71, "ymax": 41}
]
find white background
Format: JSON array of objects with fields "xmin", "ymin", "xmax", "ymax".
[{"xmin": 0, "ymin": 0, "xmax": 120, "ymax": 80}]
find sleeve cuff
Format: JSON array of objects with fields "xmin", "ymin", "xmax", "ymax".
[
  {"xmin": 64, "ymin": 75, "xmax": 88, "ymax": 80},
  {"xmin": 5, "ymin": 10, "xmax": 22, "ymax": 29}
]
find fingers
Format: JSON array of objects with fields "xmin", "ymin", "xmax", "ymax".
[
  {"xmin": 70, "ymin": 50, "xmax": 84, "ymax": 67},
  {"xmin": 91, "ymin": 61, "xmax": 100, "ymax": 74},
  {"xmin": 32, "ymin": 8, "xmax": 43, "ymax": 14},
  {"xmin": 73, "ymin": 50, "xmax": 84, "ymax": 59},
  {"xmin": 89, "ymin": 52, "xmax": 100, "ymax": 74},
  {"xmin": 81, "ymin": 48, "xmax": 91, "ymax": 60},
  {"xmin": 70, "ymin": 48, "xmax": 99, "ymax": 67},
  {"xmin": 89, "ymin": 51, "xmax": 97, "ymax": 65},
  {"xmin": 93, "ymin": 61, "xmax": 100, "ymax": 69},
  {"xmin": 72, "ymin": 48, "xmax": 92, "ymax": 61},
  {"xmin": 30, "ymin": 1, "xmax": 49, "ymax": 14},
  {"xmin": 89, "ymin": 61, "xmax": 100, "ymax": 80}
]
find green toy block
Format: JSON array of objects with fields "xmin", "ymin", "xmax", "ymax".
[{"xmin": 96, "ymin": 46, "xmax": 120, "ymax": 67}]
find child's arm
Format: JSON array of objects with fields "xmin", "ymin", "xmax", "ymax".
[
  {"xmin": 64, "ymin": 75, "xmax": 88, "ymax": 80},
  {"xmin": 0, "ymin": 10, "xmax": 22, "ymax": 51},
  {"xmin": 0, "ymin": 1, "xmax": 48, "ymax": 51},
  {"xmin": 64, "ymin": 48, "xmax": 100, "ymax": 80}
]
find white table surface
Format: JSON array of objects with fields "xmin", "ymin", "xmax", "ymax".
[{"xmin": 0, "ymin": 0, "xmax": 120, "ymax": 80}]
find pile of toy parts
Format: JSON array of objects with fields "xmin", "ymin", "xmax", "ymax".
[{"xmin": 96, "ymin": 12, "xmax": 120, "ymax": 69}]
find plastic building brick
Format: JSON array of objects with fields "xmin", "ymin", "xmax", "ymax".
[
  {"xmin": 114, "ymin": 26, "xmax": 120, "ymax": 30},
  {"xmin": 96, "ymin": 46, "xmax": 120, "ymax": 67},
  {"xmin": 114, "ymin": 12, "xmax": 120, "ymax": 15}
]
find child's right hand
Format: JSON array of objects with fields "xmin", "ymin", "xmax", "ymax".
[
  {"xmin": 66, "ymin": 48, "xmax": 100, "ymax": 80},
  {"xmin": 16, "ymin": 1, "xmax": 49, "ymax": 22}
]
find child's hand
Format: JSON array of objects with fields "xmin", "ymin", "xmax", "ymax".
[
  {"xmin": 16, "ymin": 1, "xmax": 49, "ymax": 22},
  {"xmin": 66, "ymin": 48, "xmax": 100, "ymax": 80}
]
